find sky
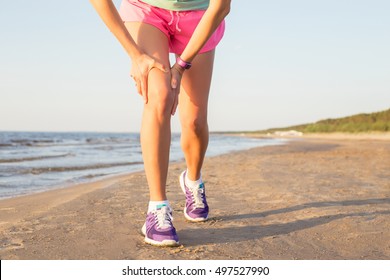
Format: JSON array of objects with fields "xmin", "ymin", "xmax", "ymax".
[{"xmin": 0, "ymin": 0, "xmax": 389, "ymax": 132}]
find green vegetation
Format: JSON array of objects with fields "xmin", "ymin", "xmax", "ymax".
[{"xmin": 254, "ymin": 108, "xmax": 390, "ymax": 134}]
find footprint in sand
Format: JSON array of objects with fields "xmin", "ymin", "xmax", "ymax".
[{"xmin": 0, "ymin": 237, "xmax": 24, "ymax": 251}]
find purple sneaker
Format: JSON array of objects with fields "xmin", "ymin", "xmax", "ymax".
[
  {"xmin": 141, "ymin": 204, "xmax": 179, "ymax": 247},
  {"xmin": 179, "ymin": 171, "xmax": 209, "ymax": 222}
]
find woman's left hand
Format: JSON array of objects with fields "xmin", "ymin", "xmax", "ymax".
[{"xmin": 170, "ymin": 63, "xmax": 185, "ymax": 115}]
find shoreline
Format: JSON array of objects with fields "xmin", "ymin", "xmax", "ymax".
[
  {"xmin": 241, "ymin": 131, "xmax": 390, "ymax": 141},
  {"xmin": 0, "ymin": 135, "xmax": 389, "ymax": 259}
]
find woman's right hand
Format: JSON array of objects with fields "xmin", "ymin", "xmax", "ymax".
[{"xmin": 130, "ymin": 53, "xmax": 168, "ymax": 104}]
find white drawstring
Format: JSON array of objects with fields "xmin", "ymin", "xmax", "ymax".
[
  {"xmin": 175, "ymin": 11, "xmax": 182, "ymax": 32},
  {"xmin": 168, "ymin": 10, "xmax": 174, "ymax": 26},
  {"xmin": 168, "ymin": 10, "xmax": 182, "ymax": 32}
]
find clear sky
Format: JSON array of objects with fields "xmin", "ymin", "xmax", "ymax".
[{"xmin": 1, "ymin": 0, "xmax": 389, "ymax": 132}]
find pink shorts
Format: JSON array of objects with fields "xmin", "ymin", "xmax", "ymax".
[{"xmin": 118, "ymin": 0, "xmax": 225, "ymax": 54}]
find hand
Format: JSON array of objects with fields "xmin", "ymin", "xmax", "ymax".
[
  {"xmin": 130, "ymin": 53, "xmax": 167, "ymax": 104},
  {"xmin": 170, "ymin": 63, "xmax": 185, "ymax": 115}
]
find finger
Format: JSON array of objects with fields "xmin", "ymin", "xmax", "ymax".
[
  {"xmin": 141, "ymin": 74, "xmax": 148, "ymax": 104},
  {"xmin": 133, "ymin": 79, "xmax": 140, "ymax": 94},
  {"xmin": 136, "ymin": 82, "xmax": 142, "ymax": 96},
  {"xmin": 171, "ymin": 68, "xmax": 181, "ymax": 89},
  {"xmin": 130, "ymin": 69, "xmax": 137, "ymax": 80},
  {"xmin": 170, "ymin": 66, "xmax": 183, "ymax": 89},
  {"xmin": 171, "ymin": 75, "xmax": 178, "ymax": 89},
  {"xmin": 171, "ymin": 90, "xmax": 179, "ymax": 116}
]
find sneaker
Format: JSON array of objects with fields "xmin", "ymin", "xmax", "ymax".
[
  {"xmin": 141, "ymin": 204, "xmax": 179, "ymax": 247},
  {"xmin": 179, "ymin": 170, "xmax": 209, "ymax": 222}
]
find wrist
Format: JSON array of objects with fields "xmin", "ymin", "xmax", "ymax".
[
  {"xmin": 172, "ymin": 63, "xmax": 185, "ymax": 75},
  {"xmin": 128, "ymin": 47, "xmax": 144, "ymax": 62},
  {"xmin": 176, "ymin": 56, "xmax": 192, "ymax": 70}
]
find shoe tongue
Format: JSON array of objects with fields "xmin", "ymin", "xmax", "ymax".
[{"xmin": 190, "ymin": 184, "xmax": 204, "ymax": 194}]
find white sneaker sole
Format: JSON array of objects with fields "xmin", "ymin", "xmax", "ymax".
[
  {"xmin": 183, "ymin": 207, "xmax": 208, "ymax": 222},
  {"xmin": 141, "ymin": 223, "xmax": 180, "ymax": 247}
]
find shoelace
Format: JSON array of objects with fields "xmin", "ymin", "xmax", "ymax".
[
  {"xmin": 154, "ymin": 206, "xmax": 173, "ymax": 229},
  {"xmin": 191, "ymin": 185, "xmax": 205, "ymax": 208}
]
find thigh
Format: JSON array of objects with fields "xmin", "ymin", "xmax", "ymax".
[
  {"xmin": 178, "ymin": 50, "xmax": 215, "ymax": 120},
  {"xmin": 125, "ymin": 22, "xmax": 171, "ymax": 96}
]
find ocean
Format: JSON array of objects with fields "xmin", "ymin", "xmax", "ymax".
[{"xmin": 0, "ymin": 131, "xmax": 284, "ymax": 199}]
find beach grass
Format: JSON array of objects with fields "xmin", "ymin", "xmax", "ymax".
[{"xmin": 245, "ymin": 108, "xmax": 390, "ymax": 134}]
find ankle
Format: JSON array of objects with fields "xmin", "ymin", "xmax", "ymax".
[
  {"xmin": 186, "ymin": 169, "xmax": 201, "ymax": 181},
  {"xmin": 185, "ymin": 170, "xmax": 202, "ymax": 189},
  {"xmin": 148, "ymin": 200, "xmax": 170, "ymax": 213}
]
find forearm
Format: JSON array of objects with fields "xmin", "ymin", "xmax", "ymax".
[
  {"xmin": 89, "ymin": 0, "xmax": 142, "ymax": 60},
  {"xmin": 180, "ymin": 0, "xmax": 231, "ymax": 62}
]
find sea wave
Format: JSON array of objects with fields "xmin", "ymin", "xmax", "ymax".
[
  {"xmin": 7, "ymin": 138, "xmax": 60, "ymax": 147},
  {"xmin": 0, "ymin": 133, "xmax": 138, "ymax": 149},
  {"xmin": 18, "ymin": 161, "xmax": 144, "ymax": 175},
  {"xmin": 0, "ymin": 153, "xmax": 75, "ymax": 163}
]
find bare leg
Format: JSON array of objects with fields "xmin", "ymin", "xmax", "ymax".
[
  {"xmin": 125, "ymin": 22, "xmax": 174, "ymax": 201},
  {"xmin": 179, "ymin": 51, "xmax": 215, "ymax": 181}
]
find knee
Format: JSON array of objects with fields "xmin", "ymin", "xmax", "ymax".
[
  {"xmin": 146, "ymin": 84, "xmax": 175, "ymax": 121},
  {"xmin": 182, "ymin": 115, "xmax": 208, "ymax": 136}
]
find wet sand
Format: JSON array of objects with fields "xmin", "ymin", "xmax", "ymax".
[{"xmin": 0, "ymin": 136, "xmax": 389, "ymax": 259}]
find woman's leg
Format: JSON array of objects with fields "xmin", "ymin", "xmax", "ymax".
[
  {"xmin": 179, "ymin": 50, "xmax": 215, "ymax": 181},
  {"xmin": 125, "ymin": 22, "xmax": 173, "ymax": 201}
]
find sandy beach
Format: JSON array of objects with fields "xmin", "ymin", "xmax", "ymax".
[{"xmin": 0, "ymin": 135, "xmax": 389, "ymax": 260}]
